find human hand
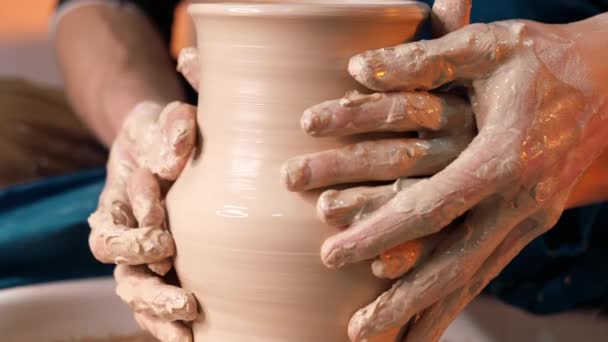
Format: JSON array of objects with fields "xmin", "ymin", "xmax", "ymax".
[
  {"xmin": 88, "ymin": 48, "xmax": 201, "ymax": 341},
  {"xmin": 285, "ymin": 4, "xmax": 608, "ymax": 342}
]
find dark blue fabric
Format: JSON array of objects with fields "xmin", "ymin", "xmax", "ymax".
[
  {"xmin": 419, "ymin": 0, "xmax": 608, "ymax": 25},
  {"xmin": 485, "ymin": 204, "xmax": 608, "ymax": 314},
  {"xmin": 2, "ymin": 0, "xmax": 607, "ymax": 317},
  {"xmin": 0, "ymin": 169, "xmax": 113, "ymax": 289}
]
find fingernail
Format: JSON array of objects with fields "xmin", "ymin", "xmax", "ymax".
[
  {"xmin": 320, "ymin": 239, "xmax": 354, "ymax": 269},
  {"xmin": 348, "ymin": 50, "xmax": 388, "ymax": 91},
  {"xmin": 317, "ymin": 190, "xmax": 346, "ymax": 214},
  {"xmin": 301, "ymin": 107, "xmax": 332, "ymax": 136},
  {"xmin": 317, "ymin": 190, "xmax": 361, "ymax": 227},
  {"xmin": 158, "ymin": 101, "xmax": 182, "ymax": 127},
  {"xmin": 170, "ymin": 119, "xmax": 194, "ymax": 149},
  {"xmin": 111, "ymin": 201, "xmax": 136, "ymax": 227},
  {"xmin": 280, "ymin": 157, "xmax": 311, "ymax": 191}
]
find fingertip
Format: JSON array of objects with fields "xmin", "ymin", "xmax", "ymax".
[
  {"xmin": 178, "ymin": 47, "xmax": 200, "ymax": 91},
  {"xmin": 169, "ymin": 117, "xmax": 196, "ymax": 154},
  {"xmin": 348, "ymin": 306, "xmax": 370, "ymax": 341},
  {"xmin": 316, "ymin": 189, "xmax": 342, "ymax": 224},
  {"xmin": 155, "ymin": 102, "xmax": 197, "ymax": 180},
  {"xmin": 280, "ymin": 158, "xmax": 311, "ymax": 192},
  {"xmin": 134, "ymin": 313, "xmax": 193, "ymax": 342},
  {"xmin": 300, "ymin": 105, "xmax": 332, "ymax": 136},
  {"xmin": 300, "ymin": 107, "xmax": 317, "ymax": 135},
  {"xmin": 177, "ymin": 47, "xmax": 198, "ymax": 70},
  {"xmin": 182, "ymin": 290, "xmax": 199, "ymax": 322},
  {"xmin": 348, "ymin": 53, "xmax": 377, "ymax": 90},
  {"xmin": 148, "ymin": 259, "xmax": 173, "ymax": 276},
  {"xmin": 348, "ymin": 50, "xmax": 395, "ymax": 92},
  {"xmin": 87, "ymin": 212, "xmax": 113, "ymax": 264},
  {"xmin": 320, "ymin": 238, "xmax": 345, "ymax": 269}
]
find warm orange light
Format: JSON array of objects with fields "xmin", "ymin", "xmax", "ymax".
[{"xmin": 0, "ymin": 0, "xmax": 55, "ymax": 39}]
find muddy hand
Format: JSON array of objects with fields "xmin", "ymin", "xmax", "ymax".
[
  {"xmin": 315, "ymin": 10, "xmax": 608, "ymax": 342},
  {"xmin": 88, "ymin": 48, "xmax": 200, "ymax": 342},
  {"xmin": 282, "ymin": 0, "xmax": 474, "ymax": 285}
]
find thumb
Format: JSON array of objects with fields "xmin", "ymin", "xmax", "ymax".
[
  {"xmin": 431, "ymin": 0, "xmax": 472, "ymax": 37},
  {"xmin": 178, "ymin": 47, "xmax": 200, "ymax": 92}
]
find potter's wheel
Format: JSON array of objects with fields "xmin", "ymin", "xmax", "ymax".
[
  {"xmin": 0, "ymin": 278, "xmax": 142, "ymax": 341},
  {"xmin": 1, "ymin": 277, "xmax": 607, "ymax": 342}
]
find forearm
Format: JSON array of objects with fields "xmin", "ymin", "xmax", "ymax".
[
  {"xmin": 54, "ymin": 4, "xmax": 183, "ymax": 146},
  {"xmin": 567, "ymin": 148, "xmax": 608, "ymax": 208},
  {"xmin": 563, "ymin": 11, "xmax": 608, "ymax": 208}
]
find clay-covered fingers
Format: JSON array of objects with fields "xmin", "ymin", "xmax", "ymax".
[
  {"xmin": 301, "ymin": 91, "xmax": 472, "ymax": 137},
  {"xmin": 134, "ymin": 313, "xmax": 193, "ymax": 342},
  {"xmin": 319, "ymin": 129, "xmax": 523, "ymax": 268},
  {"xmin": 430, "ymin": 0, "xmax": 472, "ymax": 37},
  {"xmin": 317, "ymin": 178, "xmax": 422, "ymax": 227},
  {"xmin": 282, "ymin": 137, "xmax": 467, "ymax": 191},
  {"xmin": 177, "ymin": 47, "xmax": 200, "ymax": 92},
  {"xmin": 371, "ymin": 232, "xmax": 444, "ymax": 280},
  {"xmin": 115, "ymin": 265, "xmax": 198, "ymax": 322},
  {"xmin": 127, "ymin": 168, "xmax": 164, "ymax": 228},
  {"xmin": 87, "ymin": 138, "xmax": 174, "ymax": 265},
  {"xmin": 348, "ymin": 23, "xmax": 519, "ymax": 92},
  {"xmin": 403, "ymin": 213, "xmax": 555, "ymax": 342},
  {"xmin": 345, "ymin": 198, "xmax": 537, "ymax": 341},
  {"xmin": 88, "ymin": 212, "xmax": 175, "ymax": 264},
  {"xmin": 128, "ymin": 101, "xmax": 197, "ymax": 180},
  {"xmin": 127, "ymin": 168, "xmax": 173, "ymax": 276}
]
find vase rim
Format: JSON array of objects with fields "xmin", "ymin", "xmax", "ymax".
[{"xmin": 188, "ymin": 1, "xmax": 429, "ymax": 19}]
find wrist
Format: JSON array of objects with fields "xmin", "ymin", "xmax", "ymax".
[
  {"xmin": 55, "ymin": 3, "xmax": 184, "ymax": 147},
  {"xmin": 563, "ymin": 13, "xmax": 608, "ymax": 96},
  {"xmin": 98, "ymin": 74, "xmax": 182, "ymax": 137}
]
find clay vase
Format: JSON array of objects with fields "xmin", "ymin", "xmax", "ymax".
[{"xmin": 166, "ymin": 2, "xmax": 428, "ymax": 341}]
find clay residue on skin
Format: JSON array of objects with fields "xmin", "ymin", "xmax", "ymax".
[
  {"xmin": 115, "ymin": 265, "xmax": 197, "ymax": 322},
  {"xmin": 282, "ymin": 137, "xmax": 465, "ymax": 192},
  {"xmin": 349, "ymin": 196, "xmax": 538, "ymax": 340},
  {"xmin": 339, "ymin": 90, "xmax": 383, "ymax": 107},
  {"xmin": 127, "ymin": 168, "xmax": 172, "ymax": 275},
  {"xmin": 430, "ymin": 0, "xmax": 471, "ymax": 37},
  {"xmin": 134, "ymin": 312, "xmax": 192, "ymax": 342},
  {"xmin": 280, "ymin": 157, "xmax": 312, "ymax": 191},
  {"xmin": 372, "ymin": 232, "xmax": 445, "ymax": 280},
  {"xmin": 372, "ymin": 240, "xmax": 423, "ymax": 280},
  {"xmin": 88, "ymin": 211, "xmax": 175, "ymax": 265},
  {"xmin": 317, "ymin": 178, "xmax": 423, "ymax": 228},
  {"xmin": 125, "ymin": 101, "xmax": 196, "ymax": 181},
  {"xmin": 301, "ymin": 90, "xmax": 472, "ymax": 137},
  {"xmin": 348, "ymin": 22, "xmax": 524, "ymax": 92},
  {"xmin": 177, "ymin": 47, "xmax": 200, "ymax": 91}
]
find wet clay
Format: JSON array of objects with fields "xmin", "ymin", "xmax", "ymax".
[{"xmin": 165, "ymin": 1, "xmax": 428, "ymax": 341}]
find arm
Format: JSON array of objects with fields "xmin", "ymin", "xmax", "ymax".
[
  {"xmin": 53, "ymin": 2, "xmax": 201, "ymax": 340},
  {"xmin": 565, "ymin": 12, "xmax": 608, "ymax": 208},
  {"xmin": 567, "ymin": 148, "xmax": 608, "ymax": 208},
  {"xmin": 53, "ymin": 2, "xmax": 183, "ymax": 146}
]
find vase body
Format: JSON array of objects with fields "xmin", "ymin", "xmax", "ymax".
[{"xmin": 166, "ymin": 2, "xmax": 427, "ymax": 341}]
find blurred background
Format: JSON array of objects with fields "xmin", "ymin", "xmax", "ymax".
[{"xmin": 0, "ymin": 0, "xmax": 190, "ymax": 86}]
